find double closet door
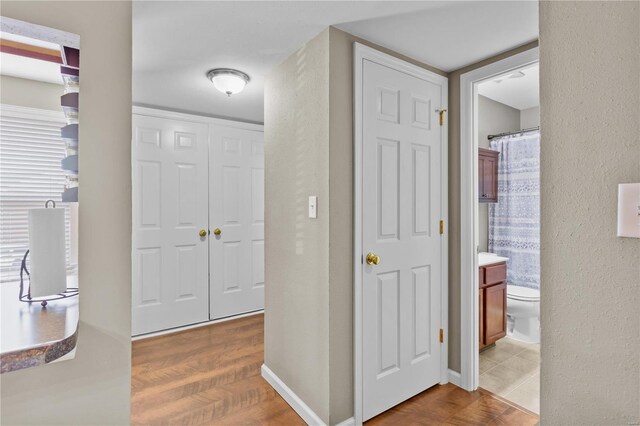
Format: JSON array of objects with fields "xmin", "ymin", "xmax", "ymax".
[{"xmin": 132, "ymin": 113, "xmax": 264, "ymax": 336}]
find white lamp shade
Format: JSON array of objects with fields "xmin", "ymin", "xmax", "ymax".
[
  {"xmin": 207, "ymin": 69, "xmax": 250, "ymax": 96},
  {"xmin": 212, "ymin": 74, "xmax": 247, "ymax": 95},
  {"xmin": 617, "ymin": 183, "xmax": 640, "ymax": 238}
]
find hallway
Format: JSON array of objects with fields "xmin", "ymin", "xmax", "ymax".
[{"xmin": 132, "ymin": 314, "xmax": 538, "ymax": 425}]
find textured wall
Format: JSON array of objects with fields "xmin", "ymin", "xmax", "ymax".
[
  {"xmin": 447, "ymin": 40, "xmax": 539, "ymax": 372},
  {"xmin": 477, "ymin": 95, "xmax": 521, "ymax": 253},
  {"xmin": 0, "ymin": 2, "xmax": 132, "ymax": 425},
  {"xmin": 327, "ymin": 28, "xmax": 354, "ymax": 425},
  {"xmin": 539, "ymin": 1, "xmax": 640, "ymax": 424},
  {"xmin": 264, "ymin": 28, "xmax": 331, "ymax": 424},
  {"xmin": 0, "ymin": 75, "xmax": 62, "ymax": 111}
]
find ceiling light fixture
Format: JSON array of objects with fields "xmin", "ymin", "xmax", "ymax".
[
  {"xmin": 207, "ymin": 68, "xmax": 250, "ymax": 97},
  {"xmin": 493, "ymin": 70, "xmax": 526, "ymax": 84}
]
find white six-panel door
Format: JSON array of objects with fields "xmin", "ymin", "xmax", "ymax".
[
  {"xmin": 209, "ymin": 124, "xmax": 265, "ymax": 319},
  {"xmin": 132, "ymin": 115, "xmax": 210, "ymax": 335},
  {"xmin": 361, "ymin": 59, "xmax": 445, "ymax": 420}
]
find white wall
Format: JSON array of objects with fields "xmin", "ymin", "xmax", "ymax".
[
  {"xmin": 539, "ymin": 1, "xmax": 639, "ymax": 424},
  {"xmin": 0, "ymin": 75, "xmax": 62, "ymax": 111},
  {"xmin": 0, "ymin": 2, "xmax": 132, "ymax": 425}
]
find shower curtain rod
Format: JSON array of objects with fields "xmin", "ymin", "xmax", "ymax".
[{"xmin": 488, "ymin": 126, "xmax": 539, "ymax": 140}]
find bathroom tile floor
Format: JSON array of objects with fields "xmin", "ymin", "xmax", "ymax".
[{"xmin": 479, "ymin": 337, "xmax": 540, "ymax": 414}]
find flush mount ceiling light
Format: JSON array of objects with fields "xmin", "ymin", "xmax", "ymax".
[
  {"xmin": 207, "ymin": 68, "xmax": 250, "ymax": 97},
  {"xmin": 494, "ymin": 70, "xmax": 526, "ymax": 84}
]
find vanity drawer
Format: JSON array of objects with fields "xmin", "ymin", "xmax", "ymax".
[{"xmin": 484, "ymin": 262, "xmax": 507, "ymax": 285}]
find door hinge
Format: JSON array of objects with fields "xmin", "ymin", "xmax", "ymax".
[
  {"xmin": 439, "ymin": 220, "xmax": 444, "ymax": 235},
  {"xmin": 439, "ymin": 328, "xmax": 444, "ymax": 343},
  {"xmin": 438, "ymin": 108, "xmax": 448, "ymax": 126}
]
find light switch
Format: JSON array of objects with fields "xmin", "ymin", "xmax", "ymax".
[{"xmin": 308, "ymin": 196, "xmax": 317, "ymax": 219}]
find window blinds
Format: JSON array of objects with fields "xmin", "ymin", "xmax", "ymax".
[{"xmin": 0, "ymin": 105, "xmax": 71, "ymax": 283}]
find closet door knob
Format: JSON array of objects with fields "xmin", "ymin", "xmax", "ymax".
[
  {"xmin": 199, "ymin": 229, "xmax": 208, "ymax": 238},
  {"xmin": 213, "ymin": 228, "xmax": 222, "ymax": 236}
]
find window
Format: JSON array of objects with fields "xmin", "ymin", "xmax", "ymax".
[{"xmin": 0, "ymin": 104, "xmax": 72, "ymax": 283}]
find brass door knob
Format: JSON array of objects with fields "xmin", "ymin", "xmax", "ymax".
[
  {"xmin": 213, "ymin": 228, "xmax": 222, "ymax": 236},
  {"xmin": 199, "ymin": 229, "xmax": 208, "ymax": 238},
  {"xmin": 366, "ymin": 252, "xmax": 381, "ymax": 265}
]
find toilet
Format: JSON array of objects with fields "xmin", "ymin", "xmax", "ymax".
[{"xmin": 506, "ymin": 285, "xmax": 540, "ymax": 344}]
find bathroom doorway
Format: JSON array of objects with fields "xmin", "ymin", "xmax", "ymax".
[{"xmin": 459, "ymin": 47, "xmax": 540, "ymax": 414}]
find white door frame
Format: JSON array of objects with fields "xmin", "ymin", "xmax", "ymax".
[
  {"xmin": 353, "ymin": 42, "xmax": 448, "ymax": 425},
  {"xmin": 458, "ymin": 47, "xmax": 539, "ymax": 391}
]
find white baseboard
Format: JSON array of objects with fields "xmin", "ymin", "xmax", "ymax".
[
  {"xmin": 335, "ymin": 417, "xmax": 355, "ymax": 426},
  {"xmin": 261, "ymin": 364, "xmax": 327, "ymax": 426},
  {"xmin": 448, "ymin": 369, "xmax": 462, "ymax": 387},
  {"xmin": 132, "ymin": 310, "xmax": 264, "ymax": 340}
]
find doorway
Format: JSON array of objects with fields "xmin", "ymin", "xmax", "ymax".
[
  {"xmin": 353, "ymin": 43, "xmax": 448, "ymax": 423},
  {"xmin": 460, "ymin": 48, "xmax": 540, "ymax": 413}
]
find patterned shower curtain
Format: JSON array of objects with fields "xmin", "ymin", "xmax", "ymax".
[{"xmin": 488, "ymin": 131, "xmax": 540, "ymax": 289}]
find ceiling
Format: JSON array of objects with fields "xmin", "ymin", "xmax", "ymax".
[
  {"xmin": 336, "ymin": 1, "xmax": 538, "ymax": 72},
  {"xmin": 133, "ymin": 1, "xmax": 538, "ymax": 123},
  {"xmin": 478, "ymin": 63, "xmax": 539, "ymax": 110}
]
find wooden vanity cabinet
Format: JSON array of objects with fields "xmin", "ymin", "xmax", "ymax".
[
  {"xmin": 479, "ymin": 148, "xmax": 499, "ymax": 203},
  {"xmin": 484, "ymin": 282, "xmax": 507, "ymax": 345},
  {"xmin": 479, "ymin": 261, "xmax": 507, "ymax": 350}
]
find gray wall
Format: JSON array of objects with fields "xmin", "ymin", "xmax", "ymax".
[
  {"xmin": 478, "ymin": 95, "xmax": 521, "ymax": 149},
  {"xmin": 0, "ymin": 2, "xmax": 133, "ymax": 425},
  {"xmin": 447, "ymin": 40, "xmax": 539, "ymax": 373},
  {"xmin": 520, "ymin": 106, "xmax": 540, "ymax": 129},
  {"xmin": 0, "ymin": 75, "xmax": 63, "ymax": 111},
  {"xmin": 539, "ymin": 1, "xmax": 639, "ymax": 424},
  {"xmin": 477, "ymin": 95, "xmax": 521, "ymax": 252}
]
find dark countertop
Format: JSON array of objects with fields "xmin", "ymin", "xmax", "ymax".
[{"xmin": 0, "ymin": 276, "xmax": 79, "ymax": 373}]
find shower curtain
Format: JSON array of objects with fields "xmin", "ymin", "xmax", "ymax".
[{"xmin": 488, "ymin": 131, "xmax": 540, "ymax": 289}]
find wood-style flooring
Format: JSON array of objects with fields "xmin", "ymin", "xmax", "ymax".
[{"xmin": 132, "ymin": 314, "xmax": 538, "ymax": 425}]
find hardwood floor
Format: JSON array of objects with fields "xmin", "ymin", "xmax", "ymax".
[
  {"xmin": 132, "ymin": 314, "xmax": 538, "ymax": 425},
  {"xmin": 366, "ymin": 384, "xmax": 538, "ymax": 426},
  {"xmin": 132, "ymin": 314, "xmax": 303, "ymax": 425}
]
